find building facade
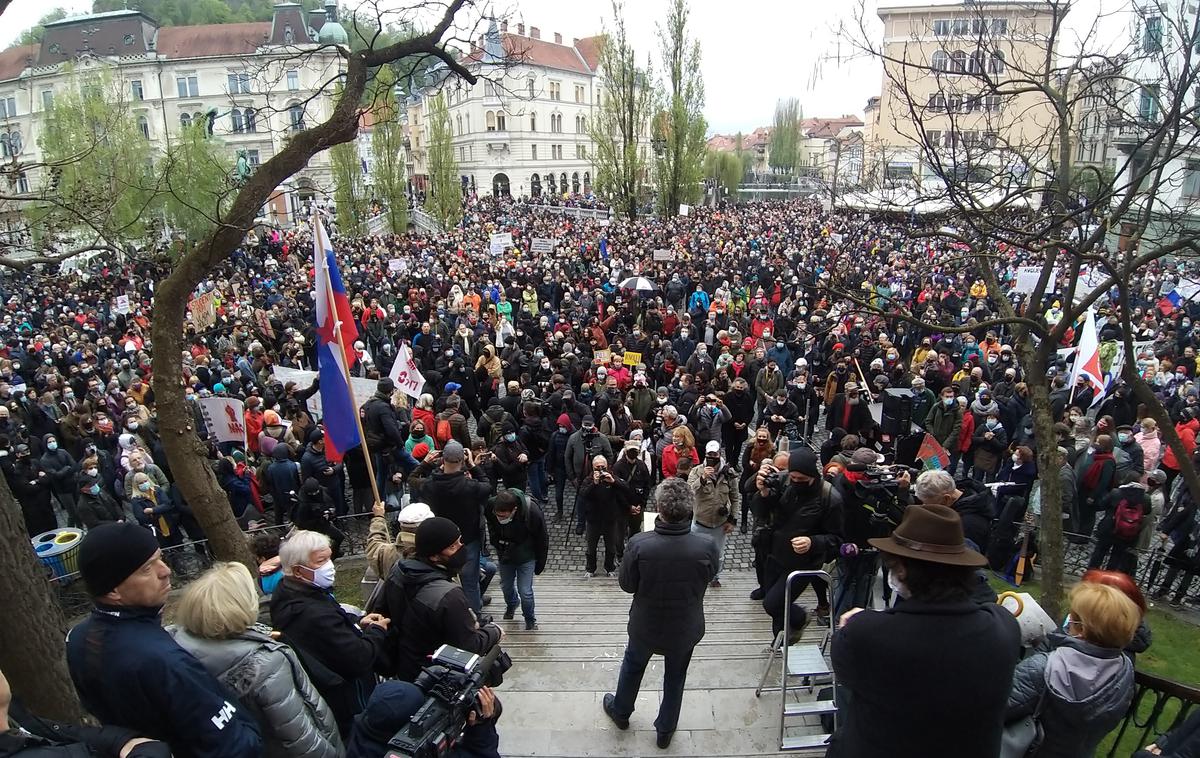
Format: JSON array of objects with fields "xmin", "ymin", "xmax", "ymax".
[
  {"xmin": 872, "ymin": 1, "xmax": 1061, "ymax": 186},
  {"xmin": 0, "ymin": 2, "xmax": 346, "ymax": 228}
]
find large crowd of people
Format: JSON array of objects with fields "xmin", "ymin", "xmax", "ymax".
[{"xmin": 3, "ymin": 193, "xmax": 1199, "ymax": 756}]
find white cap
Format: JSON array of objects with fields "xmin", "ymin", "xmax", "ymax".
[
  {"xmin": 705, "ymin": 440, "xmax": 721, "ymax": 454},
  {"xmin": 398, "ymin": 502, "xmax": 435, "ymax": 527}
]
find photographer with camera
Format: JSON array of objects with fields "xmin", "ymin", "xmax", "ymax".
[
  {"xmin": 688, "ymin": 440, "xmax": 740, "ymax": 587},
  {"xmin": 566, "ymin": 416, "xmax": 613, "ymax": 533},
  {"xmin": 421, "ymin": 441, "xmax": 494, "ymax": 615},
  {"xmin": 386, "ymin": 517, "xmax": 506, "ymax": 684},
  {"xmin": 579, "ymin": 454, "xmax": 634, "ymax": 577},
  {"xmin": 347, "ymin": 676, "xmax": 499, "ymax": 758},
  {"xmin": 752, "ymin": 448, "xmax": 843, "ymax": 639}
]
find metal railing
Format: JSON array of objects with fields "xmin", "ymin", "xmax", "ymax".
[
  {"xmin": 1104, "ymin": 671, "xmax": 1200, "ymax": 757},
  {"xmin": 520, "ymin": 203, "xmax": 611, "ymax": 221},
  {"xmin": 410, "ymin": 207, "xmax": 443, "ymax": 235}
]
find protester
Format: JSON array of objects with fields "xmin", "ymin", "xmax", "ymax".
[
  {"xmin": 484, "ymin": 488, "xmax": 549, "ymax": 630},
  {"xmin": 420, "ymin": 440, "xmax": 494, "ymax": 613}
]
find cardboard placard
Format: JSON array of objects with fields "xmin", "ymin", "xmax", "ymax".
[
  {"xmin": 388, "ymin": 258, "xmax": 405, "ymax": 273},
  {"xmin": 623, "ymin": 350, "xmax": 642, "ymax": 367},
  {"xmin": 593, "ymin": 349, "xmax": 611, "ymax": 365},
  {"xmin": 253, "ymin": 308, "xmax": 275, "ymax": 339},
  {"xmin": 530, "ymin": 237, "xmax": 555, "ymax": 255},
  {"xmin": 652, "ymin": 249, "xmax": 675, "ymax": 261},
  {"xmin": 1014, "ymin": 266, "xmax": 1060, "ymax": 294},
  {"xmin": 489, "ymin": 232, "xmax": 514, "ymax": 255},
  {"xmin": 114, "ymin": 295, "xmax": 131, "ymax": 315},
  {"xmin": 188, "ymin": 291, "xmax": 218, "ymax": 330}
]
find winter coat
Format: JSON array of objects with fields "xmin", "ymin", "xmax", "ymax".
[
  {"xmin": 362, "ymin": 394, "xmax": 405, "ymax": 452},
  {"xmin": 578, "ymin": 476, "xmax": 633, "ymax": 524},
  {"xmin": 688, "ymin": 462, "xmax": 740, "ymax": 528},
  {"xmin": 490, "ymin": 439, "xmax": 529, "ymax": 491},
  {"xmin": 565, "ymin": 430, "xmax": 613, "ymax": 479},
  {"xmin": 970, "ymin": 421, "xmax": 1009, "ymax": 473},
  {"xmin": 619, "ymin": 518, "xmax": 719, "ymax": 655},
  {"xmin": 953, "ymin": 479, "xmax": 995, "ymax": 551},
  {"xmin": 546, "ymin": 428, "xmax": 571, "ymax": 476},
  {"xmin": 1136, "ymin": 430, "xmax": 1163, "ymax": 477},
  {"xmin": 269, "ymin": 578, "xmax": 388, "ymax": 737},
  {"xmin": 1006, "ymin": 633, "xmax": 1135, "ymax": 758},
  {"xmin": 827, "ymin": 600, "xmax": 1021, "ymax": 758},
  {"xmin": 754, "ymin": 367, "xmax": 785, "ymax": 405},
  {"xmin": 922, "ymin": 400, "xmax": 961, "ymax": 449},
  {"xmin": 420, "ymin": 466, "xmax": 493, "ymax": 545},
  {"xmin": 1163, "ymin": 419, "xmax": 1199, "ymax": 470},
  {"xmin": 689, "ymin": 401, "xmax": 731, "ymax": 448},
  {"xmin": 660, "ymin": 444, "xmax": 698, "ymax": 480},
  {"xmin": 66, "ymin": 605, "xmax": 262, "ymax": 758},
  {"xmin": 76, "ymin": 489, "xmax": 125, "ymax": 528},
  {"xmin": 484, "ymin": 489, "xmax": 549, "ymax": 571},
  {"xmin": 751, "ymin": 481, "xmax": 843, "ymax": 571},
  {"xmin": 38, "ymin": 446, "xmax": 76, "ymax": 494},
  {"xmin": 169, "ymin": 626, "xmax": 343, "ymax": 758}
]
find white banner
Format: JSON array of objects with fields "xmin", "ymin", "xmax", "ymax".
[
  {"xmin": 388, "ymin": 258, "xmax": 406, "ymax": 273},
  {"xmin": 388, "ymin": 343, "xmax": 427, "ymax": 399},
  {"xmin": 530, "ymin": 237, "xmax": 555, "ymax": 255},
  {"xmin": 115, "ymin": 295, "xmax": 131, "ymax": 315},
  {"xmin": 1013, "ymin": 266, "xmax": 1059, "ymax": 295},
  {"xmin": 652, "ymin": 249, "xmax": 675, "ymax": 262},
  {"xmin": 271, "ymin": 366, "xmax": 378, "ymax": 420},
  {"xmin": 198, "ymin": 397, "xmax": 247, "ymax": 445},
  {"xmin": 679, "ymin": 204, "xmax": 690, "ymax": 216},
  {"xmin": 489, "ymin": 232, "xmax": 513, "ymax": 255}
]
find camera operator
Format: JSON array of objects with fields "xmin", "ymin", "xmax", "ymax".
[
  {"xmin": 752, "ymin": 448, "xmax": 843, "ymax": 638},
  {"xmin": 579, "ymin": 454, "xmax": 633, "ymax": 577},
  {"xmin": 346, "ymin": 679, "xmax": 500, "ymax": 758},
  {"xmin": 688, "ymin": 440, "xmax": 740, "ymax": 587},
  {"xmin": 387, "ymin": 517, "xmax": 505, "ymax": 684}
]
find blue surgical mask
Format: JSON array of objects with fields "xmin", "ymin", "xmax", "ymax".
[
  {"xmin": 88, "ymin": 484, "xmax": 100, "ymax": 495},
  {"xmin": 504, "ymin": 433, "xmax": 517, "ymax": 443},
  {"xmin": 46, "ymin": 441, "xmax": 58, "ymax": 451}
]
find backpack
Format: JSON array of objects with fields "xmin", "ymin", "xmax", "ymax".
[
  {"xmin": 1112, "ymin": 495, "xmax": 1146, "ymax": 541},
  {"xmin": 434, "ymin": 416, "xmax": 454, "ymax": 446}
]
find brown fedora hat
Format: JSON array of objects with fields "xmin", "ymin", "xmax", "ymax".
[{"xmin": 868, "ymin": 504, "xmax": 987, "ymax": 567}]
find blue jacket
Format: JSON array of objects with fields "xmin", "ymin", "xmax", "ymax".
[{"xmin": 66, "ymin": 605, "xmax": 261, "ymax": 758}]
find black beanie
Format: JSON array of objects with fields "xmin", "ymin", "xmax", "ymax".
[
  {"xmin": 415, "ymin": 516, "xmax": 461, "ymax": 558},
  {"xmin": 78, "ymin": 522, "xmax": 160, "ymax": 598},
  {"xmin": 788, "ymin": 448, "xmax": 819, "ymax": 477},
  {"xmin": 302, "ymin": 477, "xmax": 322, "ymax": 494},
  {"xmin": 377, "ymin": 377, "xmax": 396, "ymax": 395}
]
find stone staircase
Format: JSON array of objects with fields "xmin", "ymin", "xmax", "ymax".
[{"xmin": 492, "ymin": 570, "xmax": 833, "ymax": 757}]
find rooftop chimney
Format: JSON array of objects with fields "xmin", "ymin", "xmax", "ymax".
[
  {"xmin": 573, "ymin": 37, "xmax": 580, "ymax": 46},
  {"xmin": 501, "ymin": 20, "xmax": 508, "ymax": 32},
  {"xmin": 517, "ymin": 22, "xmax": 524, "ymax": 35},
  {"xmin": 530, "ymin": 26, "xmax": 540, "ymax": 39},
  {"xmin": 554, "ymin": 32, "xmax": 562, "ymax": 44}
]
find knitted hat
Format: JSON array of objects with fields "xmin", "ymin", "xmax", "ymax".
[
  {"xmin": 412, "ymin": 442, "xmax": 430, "ymax": 460},
  {"xmin": 415, "ymin": 516, "xmax": 461, "ymax": 557},
  {"xmin": 442, "ymin": 440, "xmax": 465, "ymax": 463},
  {"xmin": 788, "ymin": 448, "xmax": 819, "ymax": 477},
  {"xmin": 78, "ymin": 522, "xmax": 161, "ymax": 598}
]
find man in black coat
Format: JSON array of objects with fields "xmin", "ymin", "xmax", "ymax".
[
  {"xmin": 827, "ymin": 505, "xmax": 1021, "ymax": 758},
  {"xmin": 577, "ymin": 455, "xmax": 633, "ymax": 577},
  {"xmin": 420, "ymin": 440, "xmax": 493, "ymax": 614},
  {"xmin": 484, "ymin": 489, "xmax": 549, "ymax": 630},
  {"xmin": 722, "ymin": 377, "xmax": 756, "ymax": 462},
  {"xmin": 824, "ymin": 382, "xmax": 876, "ymax": 440},
  {"xmin": 601, "ymin": 478, "xmax": 718, "ymax": 750}
]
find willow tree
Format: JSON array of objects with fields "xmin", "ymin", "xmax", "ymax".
[
  {"xmin": 372, "ymin": 66, "xmax": 409, "ymax": 233},
  {"xmin": 331, "ymin": 138, "xmax": 368, "ymax": 235},
  {"xmin": 653, "ymin": 0, "xmax": 706, "ymax": 216},
  {"xmin": 588, "ymin": 1, "xmax": 653, "ymax": 220},
  {"xmin": 425, "ymin": 90, "xmax": 460, "ymax": 229},
  {"xmin": 704, "ymin": 150, "xmax": 742, "ymax": 202},
  {"xmin": 768, "ymin": 97, "xmax": 802, "ymax": 175}
]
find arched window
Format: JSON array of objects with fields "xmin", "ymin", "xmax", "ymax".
[
  {"xmin": 530, "ymin": 112, "xmax": 537, "ymax": 131},
  {"xmin": 486, "ymin": 110, "xmax": 497, "ymax": 131},
  {"xmin": 969, "ymin": 49, "xmax": 985, "ymax": 74},
  {"xmin": 560, "ymin": 172, "xmax": 567, "ymax": 191},
  {"xmin": 496, "ymin": 111, "xmax": 506, "ymax": 130},
  {"xmin": 0, "ymin": 134, "xmax": 9, "ymax": 159},
  {"xmin": 244, "ymin": 107, "xmax": 256, "ymax": 132},
  {"xmin": 531, "ymin": 173, "xmax": 541, "ymax": 197},
  {"xmin": 950, "ymin": 50, "xmax": 967, "ymax": 74},
  {"xmin": 571, "ymin": 171, "xmax": 580, "ymax": 193},
  {"xmin": 932, "ymin": 50, "xmax": 949, "ymax": 71},
  {"xmin": 583, "ymin": 171, "xmax": 591, "ymax": 193},
  {"xmin": 230, "ymin": 108, "xmax": 244, "ymax": 133},
  {"xmin": 180, "ymin": 112, "xmax": 192, "ymax": 128},
  {"xmin": 988, "ymin": 51, "xmax": 1006, "ymax": 75},
  {"xmin": 547, "ymin": 172, "xmax": 557, "ymax": 193},
  {"xmin": 456, "ymin": 115, "xmax": 462, "ymax": 135},
  {"xmin": 137, "ymin": 115, "xmax": 149, "ymax": 139},
  {"xmin": 289, "ymin": 104, "xmax": 305, "ymax": 131}
]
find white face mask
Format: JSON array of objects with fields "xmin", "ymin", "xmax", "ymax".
[
  {"xmin": 496, "ymin": 515, "xmax": 514, "ymax": 525},
  {"xmin": 309, "ymin": 560, "xmax": 337, "ymax": 589},
  {"xmin": 887, "ymin": 571, "xmax": 911, "ymax": 599}
]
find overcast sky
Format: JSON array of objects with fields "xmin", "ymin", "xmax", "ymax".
[{"xmin": 0, "ymin": 0, "xmax": 1130, "ymax": 134}]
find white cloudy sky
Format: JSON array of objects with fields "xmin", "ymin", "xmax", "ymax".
[{"xmin": 0, "ymin": 0, "xmax": 1130, "ymax": 133}]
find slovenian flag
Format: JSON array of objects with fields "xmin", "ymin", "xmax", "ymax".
[
  {"xmin": 312, "ymin": 216, "xmax": 360, "ymax": 462},
  {"xmin": 1158, "ymin": 289, "xmax": 1183, "ymax": 315}
]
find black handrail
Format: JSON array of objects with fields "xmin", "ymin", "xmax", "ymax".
[{"xmin": 1104, "ymin": 670, "xmax": 1200, "ymax": 757}]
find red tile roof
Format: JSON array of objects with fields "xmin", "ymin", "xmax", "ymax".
[
  {"xmin": 0, "ymin": 45, "xmax": 37, "ymax": 82},
  {"xmin": 801, "ymin": 115, "xmax": 864, "ymax": 139},
  {"xmin": 467, "ymin": 33, "xmax": 594, "ymax": 74},
  {"xmin": 156, "ymin": 22, "xmax": 271, "ymax": 59},
  {"xmin": 707, "ymin": 134, "xmax": 736, "ymax": 151},
  {"xmin": 573, "ymin": 35, "xmax": 603, "ymax": 71}
]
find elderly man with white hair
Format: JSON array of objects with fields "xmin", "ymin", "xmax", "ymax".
[
  {"xmin": 912, "ymin": 469, "xmax": 994, "ymax": 554},
  {"xmin": 578, "ymin": 453, "xmax": 633, "ymax": 577}
]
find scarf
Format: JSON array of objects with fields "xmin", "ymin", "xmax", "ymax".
[
  {"xmin": 749, "ymin": 442, "xmax": 774, "ymax": 470},
  {"xmin": 1082, "ymin": 451, "xmax": 1114, "ymax": 490}
]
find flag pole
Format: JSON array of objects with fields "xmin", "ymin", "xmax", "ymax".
[{"xmin": 315, "ymin": 214, "xmax": 384, "ymax": 508}]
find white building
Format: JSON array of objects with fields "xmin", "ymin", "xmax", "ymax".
[
  {"xmin": 0, "ymin": 2, "xmax": 347, "ymax": 227},
  {"xmin": 411, "ymin": 20, "xmax": 651, "ymax": 200}
]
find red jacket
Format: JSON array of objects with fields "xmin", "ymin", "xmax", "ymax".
[
  {"xmin": 1162, "ymin": 419, "xmax": 1198, "ymax": 470},
  {"xmin": 958, "ymin": 410, "xmax": 975, "ymax": 454}
]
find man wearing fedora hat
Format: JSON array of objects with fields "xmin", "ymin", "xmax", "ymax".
[{"xmin": 827, "ymin": 505, "xmax": 1021, "ymax": 758}]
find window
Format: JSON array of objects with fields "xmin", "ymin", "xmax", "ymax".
[
  {"xmin": 1144, "ymin": 15, "xmax": 1163, "ymax": 53},
  {"xmin": 946, "ymin": 93, "xmax": 963, "ymax": 113},
  {"xmin": 527, "ymin": 77, "xmax": 535, "ymax": 98},
  {"xmin": 926, "ymin": 129, "xmax": 942, "ymax": 148},
  {"xmin": 180, "ymin": 112, "xmax": 192, "ymax": 128},
  {"xmin": 932, "ymin": 50, "xmax": 950, "ymax": 71},
  {"xmin": 576, "ymin": 143, "xmax": 587, "ymax": 159},
  {"xmin": 988, "ymin": 51, "xmax": 1006, "ymax": 75},
  {"xmin": 41, "ymin": 90, "xmax": 52, "ymax": 110},
  {"xmin": 1089, "ymin": 142, "xmax": 1097, "ymax": 162},
  {"xmin": 286, "ymin": 69, "xmax": 299, "ymax": 91},
  {"xmin": 246, "ymin": 149, "xmax": 260, "ymax": 168},
  {"xmin": 927, "ymin": 92, "xmax": 945, "ymax": 111},
  {"xmin": 456, "ymin": 115, "xmax": 462, "ymax": 135},
  {"xmin": 952, "ymin": 18, "xmax": 970, "ymax": 35},
  {"xmin": 0, "ymin": 133, "xmax": 10, "ymax": 158},
  {"xmin": 549, "ymin": 82, "xmax": 561, "ymax": 100},
  {"xmin": 244, "ymin": 107, "xmax": 256, "ymax": 132},
  {"xmin": 560, "ymin": 172, "xmax": 567, "ymax": 189},
  {"xmin": 983, "ymin": 94, "xmax": 1002, "ymax": 112},
  {"xmin": 991, "ymin": 18, "xmax": 1008, "ymax": 35},
  {"xmin": 1140, "ymin": 84, "xmax": 1160, "ymax": 121},
  {"xmin": 486, "ymin": 110, "xmax": 497, "ymax": 131},
  {"xmin": 950, "ymin": 50, "xmax": 967, "ymax": 74},
  {"xmin": 227, "ymin": 72, "xmax": 252, "ymax": 94},
  {"xmin": 551, "ymin": 113, "xmax": 563, "ymax": 133},
  {"xmin": 0, "ymin": 97, "xmax": 16, "ymax": 119},
  {"xmin": 131, "ymin": 80, "xmax": 144, "ymax": 101},
  {"xmin": 552, "ymin": 144, "xmax": 562, "ymax": 159},
  {"xmin": 572, "ymin": 172, "xmax": 580, "ymax": 192},
  {"xmin": 969, "ymin": 50, "xmax": 985, "ymax": 74},
  {"xmin": 231, "ymin": 108, "xmax": 244, "ymax": 133},
  {"xmin": 964, "ymin": 94, "xmax": 982, "ymax": 113},
  {"xmin": 1077, "ymin": 140, "xmax": 1087, "ymax": 162},
  {"xmin": 981, "ymin": 131, "xmax": 997, "ymax": 149},
  {"xmin": 583, "ymin": 171, "xmax": 590, "ymax": 192},
  {"xmin": 289, "ymin": 104, "xmax": 305, "ymax": 131},
  {"xmin": 496, "ymin": 111, "xmax": 506, "ymax": 130},
  {"xmin": 576, "ymin": 114, "xmax": 586, "ymax": 132},
  {"xmin": 460, "ymin": 146, "xmax": 466, "ymax": 162},
  {"xmin": 575, "ymin": 84, "xmax": 585, "ymax": 103},
  {"xmin": 530, "ymin": 112, "xmax": 537, "ymax": 131},
  {"xmin": 933, "ymin": 19, "xmax": 951, "ymax": 36},
  {"xmin": 531, "ymin": 144, "xmax": 538, "ymax": 160},
  {"xmin": 176, "ymin": 75, "xmax": 199, "ymax": 98},
  {"xmin": 138, "ymin": 115, "xmax": 149, "ymax": 139},
  {"xmin": 15, "ymin": 171, "xmax": 27, "ymax": 194}
]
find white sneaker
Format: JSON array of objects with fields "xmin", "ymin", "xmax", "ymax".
[
  {"xmin": 605, "ymin": 571, "xmax": 616, "ymax": 578},
  {"xmin": 584, "ymin": 571, "xmax": 595, "ymax": 579}
]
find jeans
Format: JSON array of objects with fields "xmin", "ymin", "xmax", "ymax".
[
  {"xmin": 499, "ymin": 560, "xmax": 536, "ymax": 622},
  {"xmin": 479, "ymin": 553, "xmax": 497, "ymax": 595},
  {"xmin": 611, "ymin": 635, "xmax": 695, "ymax": 734},
  {"xmin": 691, "ymin": 521, "xmax": 727, "ymax": 580},
  {"xmin": 460, "ymin": 539, "xmax": 483, "ymax": 613},
  {"xmin": 585, "ymin": 520, "xmax": 618, "ymax": 574},
  {"xmin": 527, "ymin": 458, "xmax": 547, "ymax": 503},
  {"xmin": 1089, "ymin": 532, "xmax": 1134, "ymax": 572}
]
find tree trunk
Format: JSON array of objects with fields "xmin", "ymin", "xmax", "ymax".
[
  {"xmin": 1020, "ymin": 346, "xmax": 1065, "ymax": 619},
  {"xmin": 0, "ymin": 476, "xmax": 82, "ymax": 722},
  {"xmin": 150, "ymin": 257, "xmax": 255, "ymax": 570}
]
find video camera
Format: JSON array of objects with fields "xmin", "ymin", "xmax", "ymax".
[
  {"xmin": 385, "ymin": 643, "xmax": 512, "ymax": 758},
  {"xmin": 852, "ymin": 464, "xmax": 913, "ymax": 534}
]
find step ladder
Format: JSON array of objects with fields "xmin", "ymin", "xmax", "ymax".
[{"xmin": 753, "ymin": 570, "xmax": 837, "ymax": 753}]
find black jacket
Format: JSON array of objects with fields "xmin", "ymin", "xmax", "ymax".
[
  {"xmin": 388, "ymin": 558, "xmax": 503, "ymax": 683},
  {"xmin": 752, "ymin": 480, "xmax": 843, "ymax": 570},
  {"xmin": 2, "ymin": 699, "xmax": 171, "ymax": 758},
  {"xmin": 422, "ymin": 467, "xmax": 493, "ymax": 545},
  {"xmin": 619, "ymin": 519, "xmax": 719, "ymax": 655},
  {"xmin": 76, "ymin": 490, "xmax": 125, "ymax": 529},
  {"xmin": 827, "ymin": 600, "xmax": 1021, "ymax": 758},
  {"xmin": 484, "ymin": 490, "xmax": 549, "ymax": 572},
  {"xmin": 65, "ymin": 605, "xmax": 261, "ymax": 758},
  {"xmin": 953, "ymin": 479, "xmax": 995, "ymax": 551},
  {"xmin": 362, "ymin": 394, "xmax": 405, "ymax": 452},
  {"xmin": 578, "ymin": 477, "xmax": 632, "ymax": 525},
  {"xmin": 269, "ymin": 578, "xmax": 388, "ymax": 736}
]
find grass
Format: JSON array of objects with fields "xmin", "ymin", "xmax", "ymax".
[{"xmin": 332, "ymin": 556, "xmax": 369, "ymax": 608}]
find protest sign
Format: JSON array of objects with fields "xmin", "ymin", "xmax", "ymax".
[
  {"xmin": 388, "ymin": 258, "xmax": 406, "ymax": 273},
  {"xmin": 271, "ymin": 367, "xmax": 377, "ymax": 420},
  {"xmin": 1013, "ymin": 266, "xmax": 1060, "ymax": 294},
  {"xmin": 188, "ymin": 291, "xmax": 218, "ymax": 330},
  {"xmin": 253, "ymin": 308, "xmax": 274, "ymax": 339},
  {"xmin": 198, "ymin": 397, "xmax": 247, "ymax": 445},
  {"xmin": 623, "ymin": 351, "xmax": 642, "ymax": 367},
  {"xmin": 652, "ymin": 249, "xmax": 675, "ymax": 261},
  {"xmin": 489, "ymin": 232, "xmax": 513, "ymax": 255},
  {"xmin": 114, "ymin": 295, "xmax": 131, "ymax": 315},
  {"xmin": 388, "ymin": 343, "xmax": 427, "ymax": 399},
  {"xmin": 530, "ymin": 238, "xmax": 555, "ymax": 255}
]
